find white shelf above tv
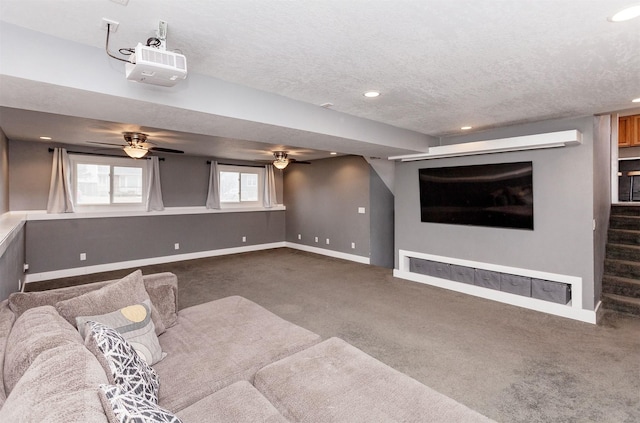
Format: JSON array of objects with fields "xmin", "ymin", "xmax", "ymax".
[{"xmin": 388, "ymin": 130, "xmax": 583, "ymax": 161}]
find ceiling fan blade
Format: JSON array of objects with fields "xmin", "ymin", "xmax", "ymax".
[
  {"xmin": 86, "ymin": 141, "xmax": 125, "ymax": 148},
  {"xmin": 149, "ymin": 146, "xmax": 184, "ymax": 154},
  {"xmin": 290, "ymin": 159, "xmax": 311, "ymax": 164}
]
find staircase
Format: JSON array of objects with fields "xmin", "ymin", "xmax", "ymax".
[{"xmin": 602, "ymin": 205, "xmax": 640, "ymax": 317}]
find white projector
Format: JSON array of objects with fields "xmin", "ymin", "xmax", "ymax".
[{"xmin": 125, "ymin": 43, "xmax": 187, "ymax": 87}]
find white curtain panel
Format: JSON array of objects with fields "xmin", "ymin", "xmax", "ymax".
[
  {"xmin": 205, "ymin": 160, "xmax": 221, "ymax": 209},
  {"xmin": 46, "ymin": 147, "xmax": 75, "ymax": 213},
  {"xmin": 145, "ymin": 156, "xmax": 165, "ymax": 211},
  {"xmin": 263, "ymin": 164, "xmax": 277, "ymax": 208}
]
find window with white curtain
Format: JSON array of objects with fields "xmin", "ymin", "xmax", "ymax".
[
  {"xmin": 69, "ymin": 154, "xmax": 148, "ymax": 209},
  {"xmin": 218, "ymin": 164, "xmax": 264, "ymax": 208}
]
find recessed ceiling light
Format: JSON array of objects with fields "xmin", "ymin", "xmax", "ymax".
[
  {"xmin": 39, "ymin": 136, "xmax": 52, "ymax": 140},
  {"xmin": 461, "ymin": 126, "xmax": 472, "ymax": 130},
  {"xmin": 363, "ymin": 91, "xmax": 380, "ymax": 98},
  {"xmin": 632, "ymin": 97, "xmax": 640, "ymax": 103},
  {"xmin": 609, "ymin": 5, "xmax": 640, "ymax": 22},
  {"xmin": 330, "ymin": 152, "xmax": 337, "ymax": 155}
]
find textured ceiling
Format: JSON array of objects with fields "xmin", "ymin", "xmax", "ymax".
[{"xmin": 0, "ymin": 0, "xmax": 639, "ymax": 160}]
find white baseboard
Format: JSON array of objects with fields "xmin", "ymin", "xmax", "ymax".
[
  {"xmin": 24, "ymin": 242, "xmax": 287, "ymax": 283},
  {"xmin": 285, "ymin": 242, "xmax": 370, "ymax": 265}
]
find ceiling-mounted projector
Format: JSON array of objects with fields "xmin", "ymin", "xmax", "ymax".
[{"xmin": 125, "ymin": 43, "xmax": 187, "ymax": 87}]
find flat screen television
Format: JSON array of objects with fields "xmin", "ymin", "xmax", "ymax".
[{"xmin": 419, "ymin": 161, "xmax": 533, "ymax": 230}]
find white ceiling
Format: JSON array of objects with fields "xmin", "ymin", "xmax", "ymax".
[{"xmin": 1, "ymin": 0, "xmax": 639, "ymax": 161}]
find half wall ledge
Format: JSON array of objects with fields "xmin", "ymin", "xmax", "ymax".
[{"xmin": 388, "ymin": 130, "xmax": 583, "ymax": 161}]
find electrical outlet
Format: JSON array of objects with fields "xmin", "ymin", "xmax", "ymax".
[
  {"xmin": 314, "ymin": 237, "xmax": 319, "ymax": 243},
  {"xmin": 351, "ymin": 242, "xmax": 356, "ymax": 249},
  {"xmin": 80, "ymin": 253, "xmax": 87, "ymax": 261},
  {"xmin": 242, "ymin": 236, "xmax": 247, "ymax": 243},
  {"xmin": 174, "ymin": 243, "xmax": 180, "ymax": 250},
  {"xmin": 358, "ymin": 207, "xmax": 366, "ymax": 214},
  {"xmin": 326, "ymin": 238, "xmax": 330, "ymax": 245},
  {"xmin": 298, "ymin": 234, "xmax": 302, "ymax": 240},
  {"xmin": 23, "ymin": 263, "xmax": 29, "ymax": 272}
]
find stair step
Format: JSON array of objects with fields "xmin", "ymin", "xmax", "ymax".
[
  {"xmin": 606, "ymin": 243, "xmax": 640, "ymax": 261},
  {"xmin": 611, "ymin": 205, "xmax": 640, "ymax": 217},
  {"xmin": 602, "ymin": 275, "xmax": 640, "ymax": 298},
  {"xmin": 601, "ymin": 293, "xmax": 640, "ymax": 317},
  {"xmin": 609, "ymin": 215, "xmax": 640, "ymax": 231},
  {"xmin": 604, "ymin": 258, "xmax": 640, "ymax": 279},
  {"xmin": 607, "ymin": 229, "xmax": 640, "ymax": 246}
]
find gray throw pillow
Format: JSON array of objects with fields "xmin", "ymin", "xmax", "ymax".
[
  {"xmin": 77, "ymin": 299, "xmax": 165, "ymax": 365},
  {"xmin": 85, "ymin": 321, "xmax": 160, "ymax": 404},
  {"xmin": 55, "ymin": 270, "xmax": 166, "ymax": 335}
]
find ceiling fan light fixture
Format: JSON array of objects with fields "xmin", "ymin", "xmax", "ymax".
[
  {"xmin": 273, "ymin": 159, "xmax": 289, "ymax": 170},
  {"xmin": 124, "ymin": 145, "xmax": 149, "ymax": 158}
]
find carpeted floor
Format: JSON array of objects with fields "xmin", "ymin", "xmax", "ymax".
[{"xmin": 29, "ymin": 248, "xmax": 640, "ymax": 422}]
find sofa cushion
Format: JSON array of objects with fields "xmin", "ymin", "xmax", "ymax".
[
  {"xmin": 99, "ymin": 384, "xmax": 182, "ymax": 423},
  {"xmin": 142, "ymin": 273, "xmax": 179, "ymax": 329},
  {"xmin": 56, "ymin": 270, "xmax": 166, "ymax": 336},
  {"xmin": 85, "ymin": 321, "xmax": 160, "ymax": 404},
  {"xmin": 177, "ymin": 381, "xmax": 288, "ymax": 423},
  {"xmin": 3, "ymin": 305, "xmax": 83, "ymax": 395},
  {"xmin": 77, "ymin": 300, "xmax": 164, "ymax": 365},
  {"xmin": 0, "ymin": 342, "xmax": 109, "ymax": 423},
  {"xmin": 0, "ymin": 300, "xmax": 16, "ymax": 407},
  {"xmin": 154, "ymin": 296, "xmax": 321, "ymax": 412},
  {"xmin": 8, "ymin": 280, "xmax": 112, "ymax": 316},
  {"xmin": 254, "ymin": 337, "xmax": 496, "ymax": 423}
]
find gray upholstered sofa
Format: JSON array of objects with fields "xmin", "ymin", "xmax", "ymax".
[{"xmin": 0, "ymin": 270, "xmax": 494, "ymax": 422}]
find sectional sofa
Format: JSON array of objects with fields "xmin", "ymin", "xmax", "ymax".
[{"xmin": 0, "ymin": 270, "xmax": 494, "ymax": 422}]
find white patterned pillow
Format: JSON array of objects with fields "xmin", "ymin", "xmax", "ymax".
[
  {"xmin": 77, "ymin": 300, "xmax": 165, "ymax": 365},
  {"xmin": 85, "ymin": 321, "xmax": 160, "ymax": 404},
  {"xmin": 99, "ymin": 384, "xmax": 182, "ymax": 423}
]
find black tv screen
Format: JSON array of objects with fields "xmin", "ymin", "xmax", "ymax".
[{"xmin": 419, "ymin": 161, "xmax": 533, "ymax": 230}]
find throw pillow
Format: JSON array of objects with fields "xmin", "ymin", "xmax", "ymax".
[
  {"xmin": 76, "ymin": 299, "xmax": 165, "ymax": 365},
  {"xmin": 55, "ymin": 270, "xmax": 166, "ymax": 336},
  {"xmin": 85, "ymin": 321, "xmax": 160, "ymax": 404},
  {"xmin": 99, "ymin": 384, "xmax": 182, "ymax": 423}
]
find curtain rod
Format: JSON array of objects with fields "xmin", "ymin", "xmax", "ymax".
[
  {"xmin": 48, "ymin": 148, "xmax": 165, "ymax": 161},
  {"xmin": 206, "ymin": 160, "xmax": 264, "ymax": 168}
]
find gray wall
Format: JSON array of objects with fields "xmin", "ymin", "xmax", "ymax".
[
  {"xmin": 6, "ymin": 139, "xmax": 285, "ymax": 274},
  {"xmin": 370, "ymin": 166, "xmax": 395, "ymax": 268},
  {"xmin": 26, "ymin": 211, "xmax": 284, "ymax": 273},
  {"xmin": 0, "ymin": 129, "xmax": 25, "ymax": 300},
  {"xmin": 593, "ymin": 115, "xmax": 612, "ymax": 304},
  {"xmin": 0, "ymin": 224, "xmax": 25, "ymax": 300},
  {"xmin": 284, "ymin": 156, "xmax": 371, "ymax": 259},
  {"xmin": 0, "ymin": 129, "xmax": 8, "ymax": 214},
  {"xmin": 395, "ymin": 116, "xmax": 599, "ymax": 310}
]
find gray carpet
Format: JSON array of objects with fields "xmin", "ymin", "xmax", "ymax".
[{"xmin": 29, "ymin": 248, "xmax": 640, "ymax": 422}]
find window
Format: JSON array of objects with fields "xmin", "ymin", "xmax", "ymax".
[
  {"xmin": 70, "ymin": 155, "xmax": 148, "ymax": 209},
  {"xmin": 218, "ymin": 165, "xmax": 263, "ymax": 207}
]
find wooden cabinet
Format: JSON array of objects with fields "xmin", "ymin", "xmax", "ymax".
[{"xmin": 619, "ymin": 114, "xmax": 640, "ymax": 147}]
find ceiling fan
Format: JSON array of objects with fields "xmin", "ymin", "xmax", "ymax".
[
  {"xmin": 268, "ymin": 151, "xmax": 310, "ymax": 169},
  {"xmin": 88, "ymin": 132, "xmax": 184, "ymax": 158}
]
